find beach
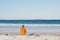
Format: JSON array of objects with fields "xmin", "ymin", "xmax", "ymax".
[
  {"xmin": 0, "ymin": 33, "xmax": 60, "ymax": 40},
  {"xmin": 0, "ymin": 0, "xmax": 60, "ymax": 40},
  {"xmin": 0, "ymin": 20, "xmax": 60, "ymax": 40}
]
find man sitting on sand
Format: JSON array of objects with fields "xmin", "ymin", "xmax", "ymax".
[{"xmin": 20, "ymin": 25, "xmax": 27, "ymax": 36}]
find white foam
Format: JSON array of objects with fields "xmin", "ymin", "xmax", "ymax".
[
  {"xmin": 0, "ymin": 23, "xmax": 60, "ymax": 26},
  {"xmin": 0, "ymin": 24, "xmax": 60, "ymax": 34}
]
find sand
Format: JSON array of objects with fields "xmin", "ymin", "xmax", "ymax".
[{"xmin": 0, "ymin": 34, "xmax": 60, "ymax": 40}]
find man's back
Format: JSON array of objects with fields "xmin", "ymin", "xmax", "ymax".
[{"xmin": 20, "ymin": 25, "xmax": 27, "ymax": 35}]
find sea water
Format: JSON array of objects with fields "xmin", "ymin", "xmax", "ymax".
[{"xmin": 0, "ymin": 20, "xmax": 60, "ymax": 34}]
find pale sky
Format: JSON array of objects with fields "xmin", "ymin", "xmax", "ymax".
[{"xmin": 0, "ymin": 0, "xmax": 60, "ymax": 20}]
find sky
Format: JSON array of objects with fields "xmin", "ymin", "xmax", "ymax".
[{"xmin": 0, "ymin": 0, "xmax": 60, "ymax": 20}]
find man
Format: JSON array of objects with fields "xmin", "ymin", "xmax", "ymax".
[{"xmin": 20, "ymin": 25, "xmax": 27, "ymax": 35}]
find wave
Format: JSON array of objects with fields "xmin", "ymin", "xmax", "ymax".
[
  {"xmin": 0, "ymin": 23, "xmax": 60, "ymax": 34},
  {"xmin": 0, "ymin": 23, "xmax": 60, "ymax": 26}
]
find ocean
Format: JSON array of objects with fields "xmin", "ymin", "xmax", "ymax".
[{"xmin": 0, "ymin": 20, "xmax": 60, "ymax": 34}]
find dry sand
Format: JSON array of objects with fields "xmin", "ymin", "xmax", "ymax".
[{"xmin": 0, "ymin": 33, "xmax": 60, "ymax": 40}]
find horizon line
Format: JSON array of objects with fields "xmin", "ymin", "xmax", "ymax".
[{"xmin": 0, "ymin": 19, "xmax": 60, "ymax": 20}]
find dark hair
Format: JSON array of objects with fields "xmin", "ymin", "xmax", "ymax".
[{"xmin": 22, "ymin": 25, "xmax": 24, "ymax": 27}]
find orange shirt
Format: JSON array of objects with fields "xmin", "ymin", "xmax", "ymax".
[{"xmin": 20, "ymin": 28, "xmax": 26, "ymax": 35}]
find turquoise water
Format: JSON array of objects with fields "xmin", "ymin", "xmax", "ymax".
[
  {"xmin": 0, "ymin": 20, "xmax": 60, "ymax": 24},
  {"xmin": 0, "ymin": 20, "xmax": 60, "ymax": 34}
]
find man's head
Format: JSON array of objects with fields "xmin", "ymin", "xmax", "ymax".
[{"xmin": 22, "ymin": 25, "xmax": 24, "ymax": 28}]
